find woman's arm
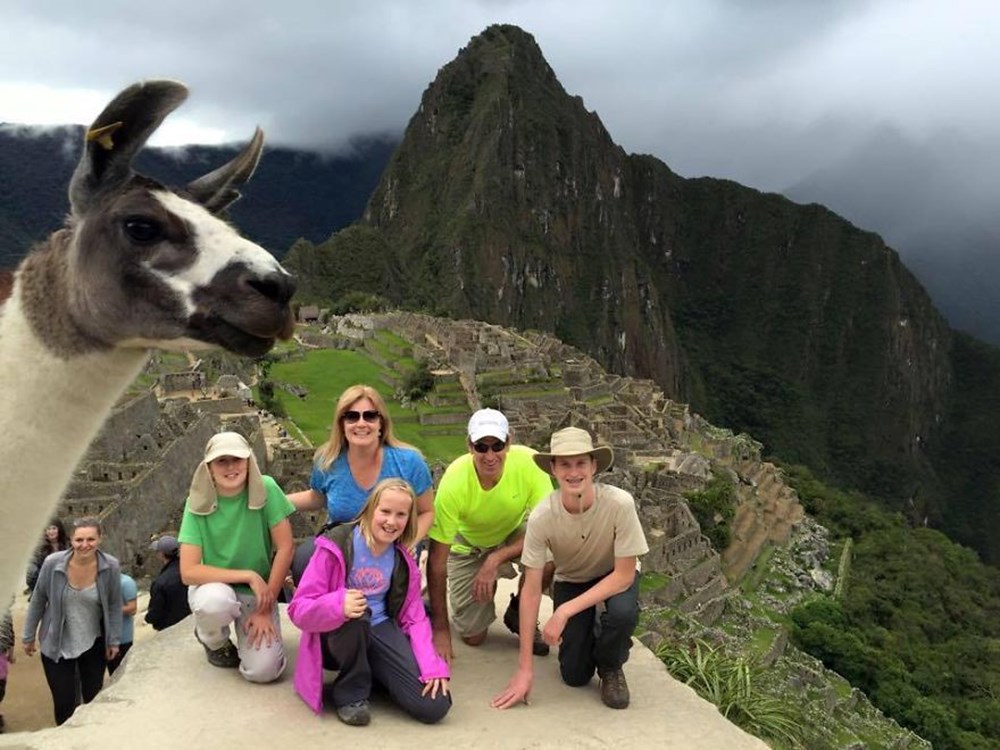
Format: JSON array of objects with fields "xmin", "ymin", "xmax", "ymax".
[
  {"xmin": 21, "ymin": 558, "xmax": 50, "ymax": 646},
  {"xmin": 287, "ymin": 489, "xmax": 324, "ymax": 511},
  {"xmin": 415, "ymin": 487, "xmax": 435, "ymax": 541},
  {"xmin": 106, "ymin": 564, "xmax": 123, "ymax": 647}
]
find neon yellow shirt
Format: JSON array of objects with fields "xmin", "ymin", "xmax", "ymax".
[{"xmin": 429, "ymin": 445, "xmax": 553, "ymax": 553}]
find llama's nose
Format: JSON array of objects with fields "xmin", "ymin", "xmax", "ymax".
[{"xmin": 247, "ymin": 271, "xmax": 296, "ymax": 305}]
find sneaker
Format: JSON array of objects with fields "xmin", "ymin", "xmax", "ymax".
[
  {"xmin": 337, "ymin": 700, "xmax": 371, "ymax": 727},
  {"xmin": 503, "ymin": 594, "xmax": 550, "ymax": 657},
  {"xmin": 598, "ymin": 667, "xmax": 630, "ymax": 709},
  {"xmin": 195, "ymin": 630, "xmax": 240, "ymax": 669}
]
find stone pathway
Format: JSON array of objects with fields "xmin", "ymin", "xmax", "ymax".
[{"xmin": 0, "ymin": 580, "xmax": 768, "ymax": 749}]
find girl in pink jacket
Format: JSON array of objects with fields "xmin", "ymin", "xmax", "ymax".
[{"xmin": 289, "ymin": 479, "xmax": 450, "ymax": 726}]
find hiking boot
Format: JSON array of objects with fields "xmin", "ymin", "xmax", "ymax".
[
  {"xmin": 195, "ymin": 630, "xmax": 240, "ymax": 669},
  {"xmin": 503, "ymin": 594, "xmax": 550, "ymax": 657},
  {"xmin": 598, "ymin": 667, "xmax": 630, "ymax": 709},
  {"xmin": 337, "ymin": 700, "xmax": 371, "ymax": 726}
]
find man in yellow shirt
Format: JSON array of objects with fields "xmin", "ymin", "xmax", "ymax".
[{"xmin": 427, "ymin": 409, "xmax": 553, "ymax": 662}]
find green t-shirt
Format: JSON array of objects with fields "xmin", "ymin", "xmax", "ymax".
[
  {"xmin": 178, "ymin": 474, "xmax": 294, "ymax": 591},
  {"xmin": 429, "ymin": 445, "xmax": 553, "ymax": 553}
]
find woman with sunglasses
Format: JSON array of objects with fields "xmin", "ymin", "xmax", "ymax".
[{"xmin": 289, "ymin": 384, "xmax": 434, "ymax": 542}]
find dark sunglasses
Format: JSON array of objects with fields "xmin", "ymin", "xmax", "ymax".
[
  {"xmin": 473, "ymin": 441, "xmax": 507, "ymax": 453},
  {"xmin": 343, "ymin": 409, "xmax": 380, "ymax": 424}
]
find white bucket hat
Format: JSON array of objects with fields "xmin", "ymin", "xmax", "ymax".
[
  {"xmin": 532, "ymin": 427, "xmax": 614, "ymax": 476},
  {"xmin": 187, "ymin": 431, "xmax": 266, "ymax": 515}
]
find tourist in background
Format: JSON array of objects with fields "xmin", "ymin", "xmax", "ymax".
[
  {"xmin": 290, "ymin": 479, "xmax": 450, "ymax": 726},
  {"xmin": 145, "ymin": 535, "xmax": 190, "ymax": 631},
  {"xmin": 179, "ymin": 432, "xmax": 294, "ymax": 683},
  {"xmin": 427, "ymin": 408, "xmax": 554, "ymax": 663},
  {"xmin": 21, "ymin": 517, "xmax": 123, "ymax": 725},
  {"xmin": 0, "ymin": 601, "xmax": 13, "ymax": 733},
  {"xmin": 25, "ymin": 518, "xmax": 69, "ymax": 595},
  {"xmin": 492, "ymin": 427, "xmax": 648, "ymax": 711},
  {"xmin": 107, "ymin": 571, "xmax": 137, "ymax": 675},
  {"xmin": 288, "ymin": 384, "xmax": 434, "ymax": 580}
]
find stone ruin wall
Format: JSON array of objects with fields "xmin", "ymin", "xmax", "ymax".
[
  {"xmin": 59, "ymin": 393, "xmax": 268, "ymax": 577},
  {"xmin": 53, "ymin": 312, "xmax": 804, "ymax": 603},
  {"xmin": 377, "ymin": 313, "xmax": 805, "ymax": 622}
]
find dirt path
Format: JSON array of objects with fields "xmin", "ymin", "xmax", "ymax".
[{"xmin": 3, "ymin": 590, "xmax": 154, "ymax": 733}]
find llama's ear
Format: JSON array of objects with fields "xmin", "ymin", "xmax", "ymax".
[
  {"xmin": 69, "ymin": 80, "xmax": 189, "ymax": 214},
  {"xmin": 186, "ymin": 127, "xmax": 265, "ymax": 215}
]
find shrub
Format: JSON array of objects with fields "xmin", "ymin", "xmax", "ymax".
[
  {"xmin": 656, "ymin": 639, "xmax": 802, "ymax": 748},
  {"xmin": 684, "ymin": 471, "xmax": 736, "ymax": 551},
  {"xmin": 401, "ymin": 359, "xmax": 434, "ymax": 401}
]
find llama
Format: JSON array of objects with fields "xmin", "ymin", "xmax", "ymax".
[{"xmin": 0, "ymin": 80, "xmax": 296, "ymax": 603}]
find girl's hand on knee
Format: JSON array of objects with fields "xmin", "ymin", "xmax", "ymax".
[
  {"xmin": 244, "ymin": 611, "xmax": 277, "ymax": 649},
  {"xmin": 422, "ymin": 678, "xmax": 450, "ymax": 700},
  {"xmin": 343, "ymin": 589, "xmax": 367, "ymax": 619}
]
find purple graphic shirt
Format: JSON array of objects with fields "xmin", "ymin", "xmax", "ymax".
[{"xmin": 347, "ymin": 526, "xmax": 394, "ymax": 625}]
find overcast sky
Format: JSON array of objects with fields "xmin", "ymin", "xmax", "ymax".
[
  {"xmin": 1, "ymin": 0, "xmax": 996, "ymax": 193},
  {"xmin": 4, "ymin": 0, "xmax": 1000, "ymax": 341}
]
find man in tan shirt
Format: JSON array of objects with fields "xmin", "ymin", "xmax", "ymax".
[{"xmin": 492, "ymin": 427, "xmax": 648, "ymax": 711}]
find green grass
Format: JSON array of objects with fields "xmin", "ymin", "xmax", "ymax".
[
  {"xmin": 740, "ymin": 543, "xmax": 776, "ymax": 594},
  {"xmin": 639, "ymin": 572, "xmax": 669, "ymax": 595}
]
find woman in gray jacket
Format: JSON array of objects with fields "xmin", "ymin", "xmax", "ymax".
[{"xmin": 22, "ymin": 517, "xmax": 122, "ymax": 725}]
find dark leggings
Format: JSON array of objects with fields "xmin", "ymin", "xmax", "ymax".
[
  {"xmin": 41, "ymin": 638, "xmax": 106, "ymax": 725},
  {"xmin": 106, "ymin": 641, "xmax": 132, "ymax": 676},
  {"xmin": 323, "ymin": 616, "xmax": 451, "ymax": 724}
]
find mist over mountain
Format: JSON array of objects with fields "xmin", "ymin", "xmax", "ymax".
[
  {"xmin": 0, "ymin": 123, "xmax": 395, "ymax": 266},
  {"xmin": 786, "ymin": 125, "xmax": 1000, "ymax": 344}
]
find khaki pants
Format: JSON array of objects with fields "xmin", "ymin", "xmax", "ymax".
[{"xmin": 446, "ymin": 533, "xmax": 522, "ymax": 637}]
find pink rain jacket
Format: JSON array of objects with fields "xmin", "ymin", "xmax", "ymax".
[{"xmin": 288, "ymin": 533, "xmax": 449, "ymax": 713}]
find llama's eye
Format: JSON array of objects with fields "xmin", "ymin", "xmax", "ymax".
[{"xmin": 123, "ymin": 217, "xmax": 163, "ymax": 244}]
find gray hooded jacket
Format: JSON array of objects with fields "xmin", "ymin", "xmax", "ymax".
[{"xmin": 22, "ymin": 549, "xmax": 123, "ymax": 658}]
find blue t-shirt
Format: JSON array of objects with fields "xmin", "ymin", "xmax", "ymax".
[
  {"xmin": 346, "ymin": 527, "xmax": 394, "ymax": 626},
  {"xmin": 120, "ymin": 574, "xmax": 137, "ymax": 644},
  {"xmin": 310, "ymin": 444, "xmax": 432, "ymax": 524}
]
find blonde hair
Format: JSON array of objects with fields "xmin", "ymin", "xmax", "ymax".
[
  {"xmin": 314, "ymin": 384, "xmax": 419, "ymax": 471},
  {"xmin": 354, "ymin": 478, "xmax": 419, "ymax": 551}
]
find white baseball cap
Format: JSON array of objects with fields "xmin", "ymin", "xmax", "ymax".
[{"xmin": 468, "ymin": 408, "xmax": 509, "ymax": 443}]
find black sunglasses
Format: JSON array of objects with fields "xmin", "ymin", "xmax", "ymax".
[
  {"xmin": 473, "ymin": 441, "xmax": 507, "ymax": 453},
  {"xmin": 343, "ymin": 409, "xmax": 380, "ymax": 424}
]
